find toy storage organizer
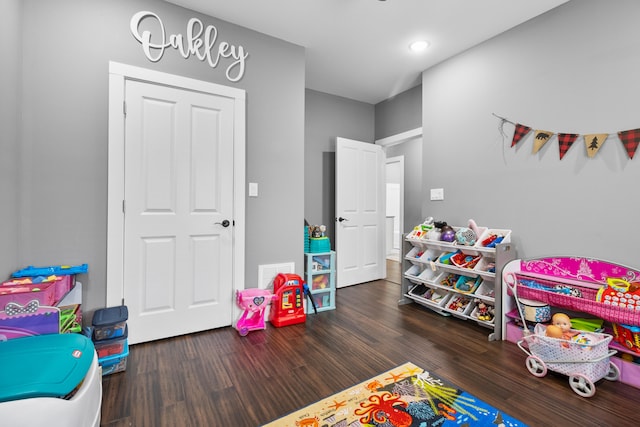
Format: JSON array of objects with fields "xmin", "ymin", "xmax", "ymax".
[
  {"xmin": 91, "ymin": 305, "xmax": 129, "ymax": 375},
  {"xmin": 304, "ymin": 251, "xmax": 336, "ymax": 314},
  {"xmin": 399, "ymin": 225, "xmax": 515, "ymax": 341},
  {"xmin": 1, "ymin": 274, "xmax": 84, "ymax": 340},
  {"xmin": 502, "ymin": 257, "xmax": 640, "ymax": 389}
]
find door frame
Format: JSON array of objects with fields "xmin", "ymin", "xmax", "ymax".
[
  {"xmin": 384, "ymin": 156, "xmax": 404, "ymax": 262},
  {"xmin": 376, "ymin": 127, "xmax": 422, "ymax": 263},
  {"xmin": 106, "ymin": 62, "xmax": 246, "ymax": 317}
]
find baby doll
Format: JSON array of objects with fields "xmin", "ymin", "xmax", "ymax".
[
  {"xmin": 552, "ymin": 313, "xmax": 578, "ymax": 340},
  {"xmin": 545, "ymin": 324, "xmax": 564, "ymax": 339}
]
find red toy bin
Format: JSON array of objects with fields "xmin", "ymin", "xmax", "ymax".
[
  {"xmin": 612, "ymin": 323, "xmax": 640, "ymax": 354},
  {"xmin": 94, "ymin": 325, "xmax": 128, "ymax": 358},
  {"xmin": 98, "ymin": 341, "xmax": 129, "ymax": 376},
  {"xmin": 0, "ymin": 281, "xmax": 57, "ymax": 309}
]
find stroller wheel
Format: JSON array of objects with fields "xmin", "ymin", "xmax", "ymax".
[
  {"xmin": 604, "ymin": 362, "xmax": 620, "ymax": 381},
  {"xmin": 569, "ymin": 374, "xmax": 596, "ymax": 398},
  {"xmin": 239, "ymin": 327, "xmax": 249, "ymax": 336},
  {"xmin": 525, "ymin": 356, "xmax": 547, "ymax": 377}
]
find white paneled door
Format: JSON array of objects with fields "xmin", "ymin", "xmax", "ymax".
[
  {"xmin": 123, "ymin": 80, "xmax": 234, "ymax": 344},
  {"xmin": 335, "ymin": 137, "xmax": 386, "ymax": 288}
]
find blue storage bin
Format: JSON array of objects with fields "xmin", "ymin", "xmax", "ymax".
[
  {"xmin": 92, "ymin": 305, "xmax": 128, "ymax": 341},
  {"xmin": 309, "ymin": 237, "xmax": 331, "ymax": 253}
]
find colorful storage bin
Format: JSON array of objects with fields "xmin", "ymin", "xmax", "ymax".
[
  {"xmin": 92, "ymin": 305, "xmax": 129, "ymax": 375},
  {"xmin": 99, "ymin": 341, "xmax": 129, "ymax": 376},
  {"xmin": 309, "ymin": 237, "xmax": 331, "ymax": 253},
  {"xmin": 0, "ymin": 281, "xmax": 57, "ymax": 310},
  {"xmin": 94, "ymin": 325, "xmax": 128, "ymax": 358},
  {"xmin": 1, "ymin": 275, "xmax": 74, "ymax": 308},
  {"xmin": 92, "ymin": 305, "xmax": 128, "ymax": 341}
]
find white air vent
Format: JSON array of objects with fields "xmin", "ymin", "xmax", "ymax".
[
  {"xmin": 258, "ymin": 262, "xmax": 295, "ymax": 289},
  {"xmin": 258, "ymin": 262, "xmax": 295, "ymax": 321}
]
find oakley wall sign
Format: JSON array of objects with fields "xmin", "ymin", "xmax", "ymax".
[{"xmin": 130, "ymin": 11, "xmax": 248, "ymax": 82}]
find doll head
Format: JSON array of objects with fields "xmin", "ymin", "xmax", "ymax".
[
  {"xmin": 552, "ymin": 313, "xmax": 572, "ymax": 333},
  {"xmin": 545, "ymin": 324, "xmax": 563, "ymax": 339}
]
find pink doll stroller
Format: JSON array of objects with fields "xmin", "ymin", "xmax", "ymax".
[{"xmin": 235, "ymin": 288, "xmax": 275, "ymax": 336}]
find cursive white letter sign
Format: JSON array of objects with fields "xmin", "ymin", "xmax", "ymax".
[{"xmin": 130, "ymin": 11, "xmax": 248, "ymax": 82}]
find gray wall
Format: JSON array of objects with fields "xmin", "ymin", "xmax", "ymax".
[
  {"xmin": 375, "ymin": 85, "xmax": 422, "ymax": 140},
  {"xmin": 303, "ymin": 84, "xmax": 422, "ymax": 250},
  {"xmin": 0, "ymin": 0, "xmax": 21, "ymax": 275},
  {"xmin": 7, "ymin": 0, "xmax": 305, "ymax": 315},
  {"xmin": 375, "ymin": 85, "xmax": 423, "ymax": 237},
  {"xmin": 304, "ymin": 89, "xmax": 375, "ymax": 246},
  {"xmin": 422, "ymin": 0, "xmax": 640, "ymax": 267},
  {"xmin": 385, "ymin": 138, "xmax": 423, "ymax": 235}
]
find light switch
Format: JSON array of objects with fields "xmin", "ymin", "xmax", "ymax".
[
  {"xmin": 430, "ymin": 188, "xmax": 444, "ymax": 201},
  {"xmin": 249, "ymin": 182, "xmax": 258, "ymax": 197}
]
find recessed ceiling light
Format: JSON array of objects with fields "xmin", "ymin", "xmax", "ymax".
[{"xmin": 409, "ymin": 40, "xmax": 429, "ymax": 53}]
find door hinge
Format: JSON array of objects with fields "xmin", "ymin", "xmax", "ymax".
[
  {"xmin": 123, "ymin": 100, "xmax": 127, "ymax": 117},
  {"xmin": 122, "ymin": 200, "xmax": 125, "ymax": 213}
]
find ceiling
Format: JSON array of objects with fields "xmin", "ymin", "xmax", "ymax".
[{"xmin": 165, "ymin": 0, "xmax": 569, "ymax": 104}]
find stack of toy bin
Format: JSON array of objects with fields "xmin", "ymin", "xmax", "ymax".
[{"xmin": 91, "ymin": 305, "xmax": 129, "ymax": 376}]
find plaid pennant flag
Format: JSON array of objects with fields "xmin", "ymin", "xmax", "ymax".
[
  {"xmin": 584, "ymin": 133, "xmax": 608, "ymax": 158},
  {"xmin": 618, "ymin": 129, "xmax": 640, "ymax": 159},
  {"xmin": 532, "ymin": 130, "xmax": 554, "ymax": 154},
  {"xmin": 511, "ymin": 123, "xmax": 531, "ymax": 147},
  {"xmin": 557, "ymin": 133, "xmax": 579, "ymax": 160}
]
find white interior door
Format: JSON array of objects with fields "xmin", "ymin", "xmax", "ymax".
[
  {"xmin": 123, "ymin": 80, "xmax": 235, "ymax": 344},
  {"xmin": 335, "ymin": 137, "xmax": 386, "ymax": 288}
]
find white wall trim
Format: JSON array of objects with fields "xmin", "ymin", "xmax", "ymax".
[
  {"xmin": 375, "ymin": 127, "xmax": 422, "ymax": 147},
  {"xmin": 106, "ymin": 61, "xmax": 246, "ymax": 314},
  {"xmin": 385, "ymin": 156, "xmax": 404, "ymax": 262}
]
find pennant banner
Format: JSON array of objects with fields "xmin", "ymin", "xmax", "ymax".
[
  {"xmin": 532, "ymin": 130, "xmax": 553, "ymax": 154},
  {"xmin": 557, "ymin": 133, "xmax": 579, "ymax": 160},
  {"xmin": 618, "ymin": 129, "xmax": 640, "ymax": 159},
  {"xmin": 511, "ymin": 123, "xmax": 531, "ymax": 147},
  {"xmin": 495, "ymin": 113, "xmax": 640, "ymax": 160},
  {"xmin": 584, "ymin": 133, "xmax": 608, "ymax": 158}
]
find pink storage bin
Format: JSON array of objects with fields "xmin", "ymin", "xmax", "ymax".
[
  {"xmin": 49, "ymin": 275, "xmax": 74, "ymax": 303},
  {"xmin": 0, "ymin": 281, "xmax": 56, "ymax": 310},
  {"xmin": 1, "ymin": 275, "xmax": 73, "ymax": 306}
]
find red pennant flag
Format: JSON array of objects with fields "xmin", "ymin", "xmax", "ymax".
[
  {"xmin": 618, "ymin": 129, "xmax": 640, "ymax": 159},
  {"xmin": 557, "ymin": 133, "xmax": 579, "ymax": 160},
  {"xmin": 511, "ymin": 123, "xmax": 531, "ymax": 147}
]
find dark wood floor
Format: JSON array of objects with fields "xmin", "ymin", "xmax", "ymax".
[{"xmin": 101, "ymin": 261, "xmax": 640, "ymax": 426}]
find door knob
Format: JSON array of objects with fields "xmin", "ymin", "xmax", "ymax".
[
  {"xmin": 215, "ymin": 219, "xmax": 231, "ymax": 227},
  {"xmin": 336, "ymin": 217, "xmax": 349, "ymax": 222}
]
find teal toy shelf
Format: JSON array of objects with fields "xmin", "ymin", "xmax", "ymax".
[{"xmin": 304, "ymin": 251, "xmax": 336, "ymax": 314}]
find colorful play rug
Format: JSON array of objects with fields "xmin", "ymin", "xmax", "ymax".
[{"xmin": 263, "ymin": 362, "xmax": 527, "ymax": 427}]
